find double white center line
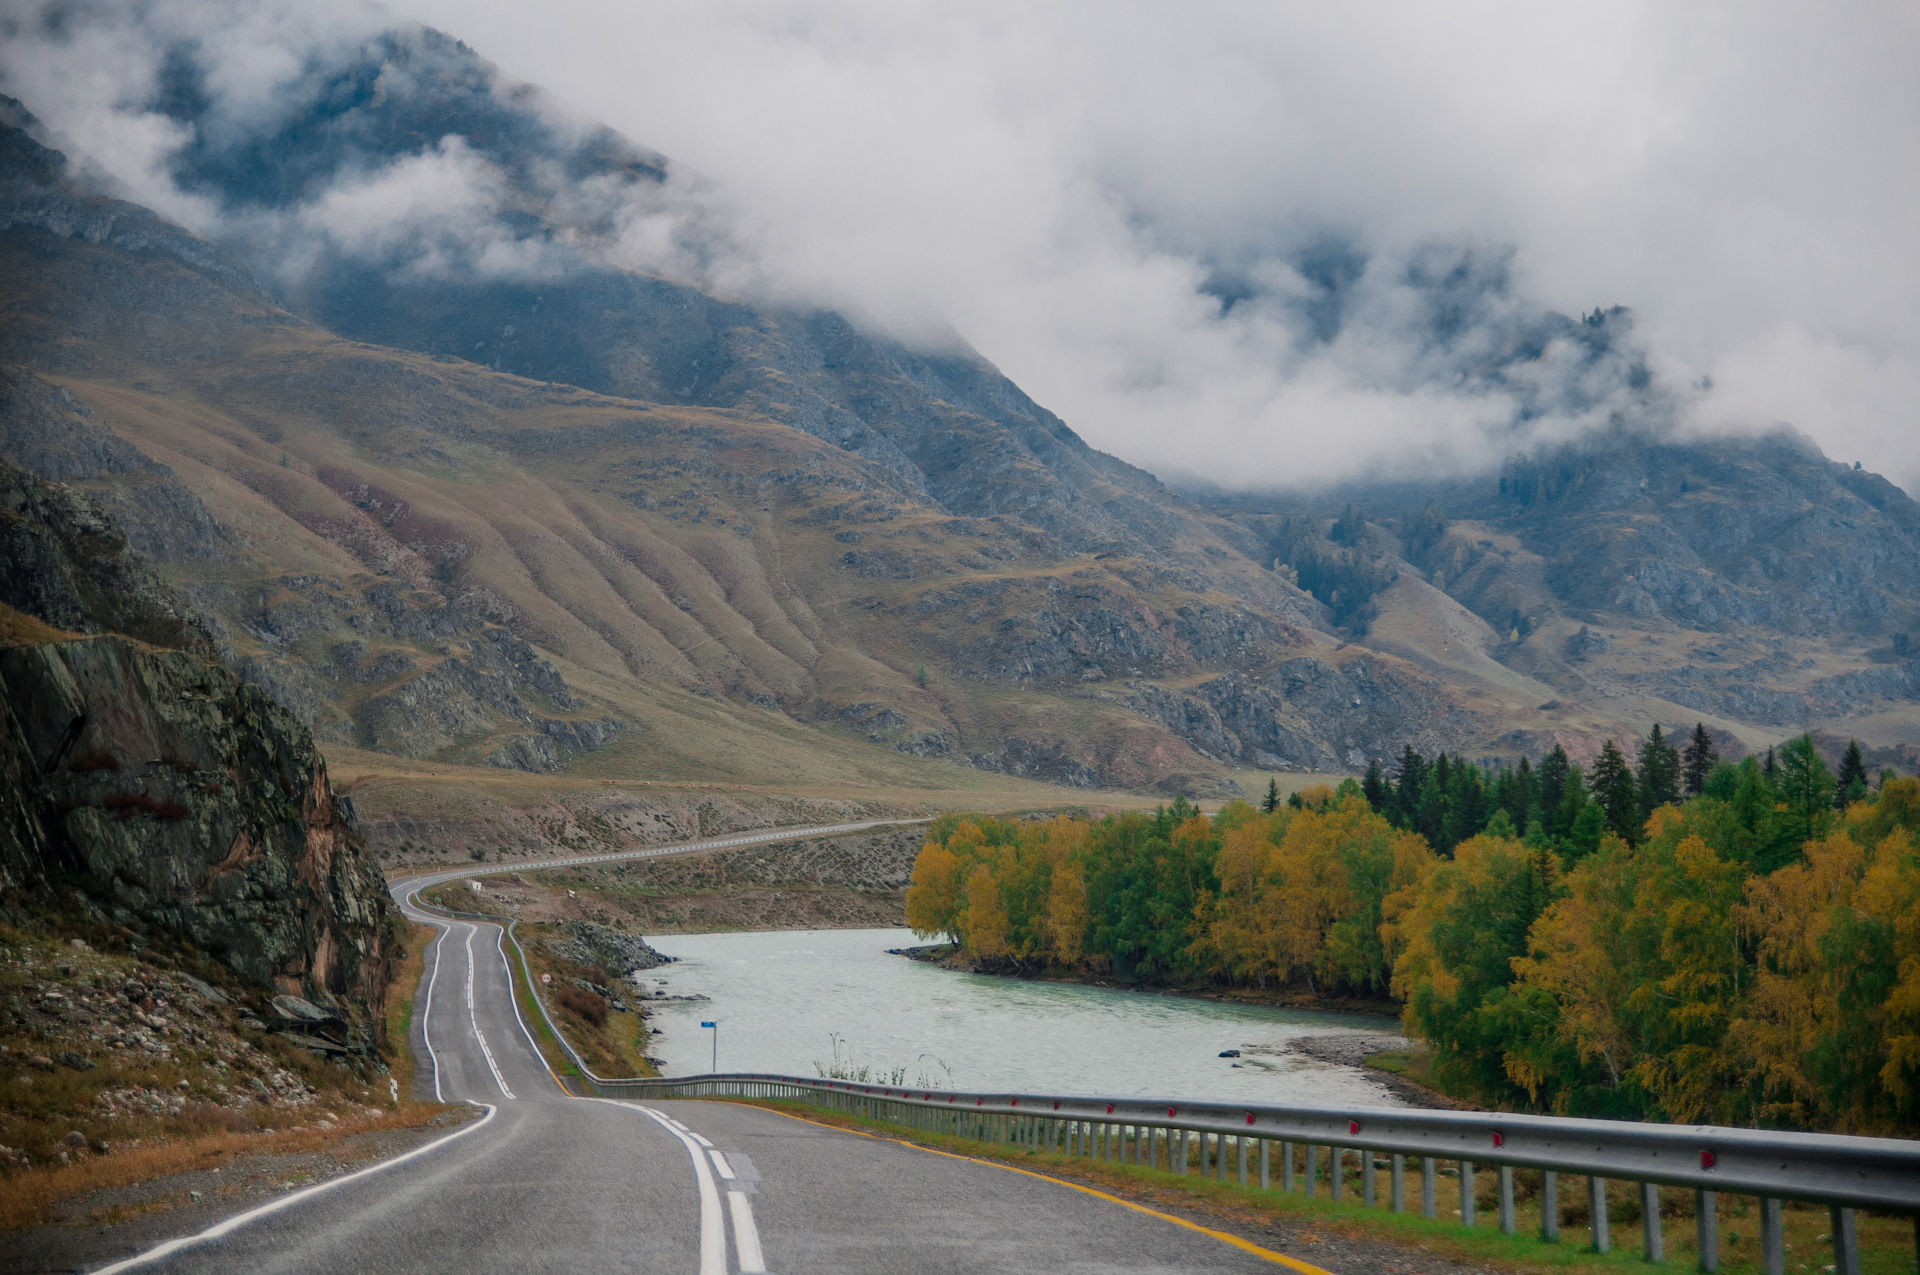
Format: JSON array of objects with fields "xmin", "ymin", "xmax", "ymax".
[{"xmin": 623, "ymin": 1104, "xmax": 767, "ymax": 1273}]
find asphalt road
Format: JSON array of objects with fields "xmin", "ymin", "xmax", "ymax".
[{"xmin": 100, "ymin": 841, "xmax": 1301, "ymax": 1273}]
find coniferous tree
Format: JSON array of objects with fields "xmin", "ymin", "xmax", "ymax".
[
  {"xmin": 1551, "ymin": 762, "xmax": 1588, "ymax": 840},
  {"xmin": 1637, "ymin": 724, "xmax": 1682, "ymax": 817},
  {"xmin": 1537, "ymin": 745, "xmax": 1571, "ymax": 824},
  {"xmin": 1592, "ymin": 739, "xmax": 1641, "ymax": 843},
  {"xmin": 1442, "ymin": 760, "xmax": 1488, "ymax": 852},
  {"xmin": 1394, "ymin": 745, "xmax": 1428, "ymax": 828},
  {"xmin": 1777, "ymin": 733, "xmax": 1837, "ymax": 848},
  {"xmin": 1835, "ymin": 739, "xmax": 1868, "ymax": 808},
  {"xmin": 1362, "ymin": 758, "xmax": 1387, "ymax": 810},
  {"xmin": 1263, "ymin": 777, "xmax": 1281, "ymax": 814},
  {"xmin": 1763, "ymin": 747, "xmax": 1778, "ymax": 780},
  {"xmin": 1681, "ymin": 722, "xmax": 1718, "ymax": 796}
]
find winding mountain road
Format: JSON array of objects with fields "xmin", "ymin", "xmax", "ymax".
[{"xmin": 103, "ymin": 825, "xmax": 1303, "ymax": 1273}]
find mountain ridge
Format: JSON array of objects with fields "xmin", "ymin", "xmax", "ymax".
[{"xmin": 2, "ymin": 24, "xmax": 1917, "ymax": 795}]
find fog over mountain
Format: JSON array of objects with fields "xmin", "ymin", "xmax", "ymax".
[{"xmin": 3, "ymin": 0, "xmax": 1916, "ymax": 494}]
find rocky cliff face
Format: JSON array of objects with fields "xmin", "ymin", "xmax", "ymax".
[
  {"xmin": 0, "ymin": 466, "xmax": 391, "ymax": 1046},
  {"xmin": 0, "ymin": 637, "xmax": 390, "ymax": 1041}
]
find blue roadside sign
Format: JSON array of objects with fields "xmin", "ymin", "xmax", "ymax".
[{"xmin": 701, "ymin": 1021, "xmax": 716, "ymax": 1028}]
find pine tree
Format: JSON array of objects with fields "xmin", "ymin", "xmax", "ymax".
[
  {"xmin": 1552, "ymin": 763, "xmax": 1588, "ymax": 841},
  {"xmin": 1681, "ymin": 722, "xmax": 1718, "ymax": 796},
  {"xmin": 1263, "ymin": 777, "xmax": 1281, "ymax": 814},
  {"xmin": 1777, "ymin": 733, "xmax": 1837, "ymax": 849},
  {"xmin": 1537, "ymin": 745, "xmax": 1571, "ymax": 825},
  {"xmin": 1636, "ymin": 724, "xmax": 1682, "ymax": 816},
  {"xmin": 1835, "ymin": 739, "xmax": 1868, "ymax": 808},
  {"xmin": 1763, "ymin": 747, "xmax": 1778, "ymax": 780},
  {"xmin": 1394, "ymin": 745, "xmax": 1428, "ymax": 828},
  {"xmin": 1362, "ymin": 758, "xmax": 1387, "ymax": 810},
  {"xmin": 1592, "ymin": 739, "xmax": 1641, "ymax": 844}
]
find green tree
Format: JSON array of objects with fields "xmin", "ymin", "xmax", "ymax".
[
  {"xmin": 1592, "ymin": 740, "xmax": 1641, "ymax": 844},
  {"xmin": 1263, "ymin": 777, "xmax": 1281, "ymax": 814},
  {"xmin": 1537, "ymin": 746, "xmax": 1572, "ymax": 824},
  {"xmin": 1777, "ymin": 733, "xmax": 1837, "ymax": 850},
  {"xmin": 1362, "ymin": 758, "xmax": 1387, "ymax": 810},
  {"xmin": 1637, "ymin": 724, "xmax": 1682, "ymax": 817},
  {"xmin": 1681, "ymin": 723, "xmax": 1718, "ymax": 796},
  {"xmin": 1836, "ymin": 739, "xmax": 1868, "ymax": 808}
]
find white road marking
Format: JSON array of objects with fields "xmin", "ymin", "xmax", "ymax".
[
  {"xmin": 625, "ymin": 1104, "xmax": 727, "ymax": 1275},
  {"xmin": 708, "ymin": 1149, "xmax": 735, "ymax": 1179},
  {"xmin": 727, "ymin": 1190, "xmax": 767, "ymax": 1273},
  {"xmin": 92, "ymin": 1104, "xmax": 500, "ymax": 1273},
  {"xmin": 463, "ymin": 927, "xmax": 515, "ymax": 1100},
  {"xmin": 421, "ymin": 922, "xmax": 451, "ymax": 1103}
]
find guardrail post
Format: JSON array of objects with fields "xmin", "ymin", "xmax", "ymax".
[
  {"xmin": 1642, "ymin": 1183, "xmax": 1663, "ymax": 1261},
  {"xmin": 1331, "ymin": 1146, "xmax": 1344, "ymax": 1201},
  {"xmin": 1460, "ymin": 1160, "xmax": 1474, "ymax": 1226},
  {"xmin": 1391, "ymin": 1153, "xmax": 1405, "ymax": 1213},
  {"xmin": 1759, "ymin": 1198, "xmax": 1783, "ymax": 1275},
  {"xmin": 1306, "ymin": 1144, "xmax": 1318, "ymax": 1198},
  {"xmin": 1238, "ymin": 1136, "xmax": 1248, "ymax": 1186},
  {"xmin": 1175, "ymin": 1128, "xmax": 1186, "ymax": 1174},
  {"xmin": 1218, "ymin": 1134, "xmax": 1229, "ymax": 1182},
  {"xmin": 1363, "ymin": 1151, "xmax": 1375, "ymax": 1208},
  {"xmin": 1694, "ymin": 1190, "xmax": 1716, "ymax": 1272},
  {"xmin": 1542, "ymin": 1171, "xmax": 1559, "ymax": 1241},
  {"xmin": 1282, "ymin": 1141, "xmax": 1295, "ymax": 1192},
  {"xmin": 1589, "ymin": 1176, "xmax": 1610, "ymax": 1252},
  {"xmin": 1498, "ymin": 1166, "xmax": 1514, "ymax": 1235},
  {"xmin": 1421, "ymin": 1157, "xmax": 1436, "ymax": 1219},
  {"xmin": 1260, "ymin": 1138, "xmax": 1270, "ymax": 1190},
  {"xmin": 1830, "ymin": 1206, "xmax": 1858, "ymax": 1275}
]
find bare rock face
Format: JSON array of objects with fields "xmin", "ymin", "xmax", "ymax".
[
  {"xmin": 0, "ymin": 460, "xmax": 391, "ymax": 1047},
  {"xmin": 0, "ymin": 636, "xmax": 392, "ymax": 1045}
]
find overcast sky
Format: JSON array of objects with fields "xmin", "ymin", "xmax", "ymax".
[{"xmin": 6, "ymin": 0, "xmax": 1918, "ymax": 492}]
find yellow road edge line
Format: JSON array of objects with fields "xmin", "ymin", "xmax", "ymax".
[{"xmin": 732, "ymin": 1101, "xmax": 1336, "ymax": 1275}]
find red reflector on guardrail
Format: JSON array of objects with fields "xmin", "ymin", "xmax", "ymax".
[
  {"xmin": 1053, "ymin": 1101, "xmax": 1060, "ymax": 1110},
  {"xmin": 1491, "ymin": 1131, "xmax": 1504, "ymax": 1148},
  {"xmin": 1349, "ymin": 1120, "xmax": 1360, "ymax": 1135},
  {"xmin": 1105, "ymin": 1104, "xmax": 1114, "ymax": 1114},
  {"xmin": 1701, "ymin": 1150, "xmax": 1716, "ymax": 1169},
  {"xmin": 1168, "ymin": 1106, "xmax": 1178, "ymax": 1117}
]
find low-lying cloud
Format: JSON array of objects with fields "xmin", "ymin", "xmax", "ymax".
[{"xmin": 4, "ymin": 0, "xmax": 1916, "ymax": 493}]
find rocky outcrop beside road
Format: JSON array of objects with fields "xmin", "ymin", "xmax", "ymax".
[{"xmin": 0, "ymin": 636, "xmax": 393, "ymax": 1043}]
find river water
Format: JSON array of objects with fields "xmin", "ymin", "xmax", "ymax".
[{"xmin": 640, "ymin": 928, "xmax": 1406, "ymax": 1107}]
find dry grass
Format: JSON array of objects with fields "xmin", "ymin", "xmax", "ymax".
[
  {"xmin": 382, "ymin": 919, "xmax": 438, "ymax": 1099},
  {"xmin": 0, "ymin": 1105, "xmax": 454, "ymax": 1231},
  {"xmin": 0, "ymin": 601, "xmax": 80, "ymax": 648}
]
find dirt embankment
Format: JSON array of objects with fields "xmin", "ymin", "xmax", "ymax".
[
  {"xmin": 356, "ymin": 780, "xmax": 925, "ymax": 870},
  {"xmin": 423, "ymin": 825, "xmax": 925, "ymax": 935}
]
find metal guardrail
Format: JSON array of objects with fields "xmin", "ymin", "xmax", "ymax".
[
  {"xmin": 577, "ymin": 1072, "xmax": 1920, "ymax": 1275},
  {"xmin": 399, "ymin": 882, "xmax": 1920, "ymax": 1275}
]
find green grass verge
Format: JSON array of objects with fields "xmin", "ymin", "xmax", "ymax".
[{"xmin": 691, "ymin": 1097, "xmax": 1919, "ymax": 1275}]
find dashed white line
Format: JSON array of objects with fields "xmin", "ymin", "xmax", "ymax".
[{"xmin": 463, "ymin": 927, "xmax": 514, "ymax": 1100}]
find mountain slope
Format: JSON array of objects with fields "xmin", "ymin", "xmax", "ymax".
[{"xmin": 3, "ymin": 24, "xmax": 1918, "ymax": 789}]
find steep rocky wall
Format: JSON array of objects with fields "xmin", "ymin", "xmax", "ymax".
[{"xmin": 0, "ymin": 635, "xmax": 391, "ymax": 1043}]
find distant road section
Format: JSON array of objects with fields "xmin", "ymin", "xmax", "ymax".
[{"xmin": 388, "ymin": 816, "xmax": 933, "ymax": 890}]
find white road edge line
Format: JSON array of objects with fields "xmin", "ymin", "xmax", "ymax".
[
  {"xmin": 619, "ymin": 1103, "xmax": 727, "ymax": 1275},
  {"xmin": 421, "ymin": 921, "xmax": 450, "ymax": 1103},
  {"xmin": 90, "ymin": 1103, "xmax": 500, "ymax": 1274},
  {"xmin": 495, "ymin": 925, "xmax": 558, "ymax": 1088}
]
